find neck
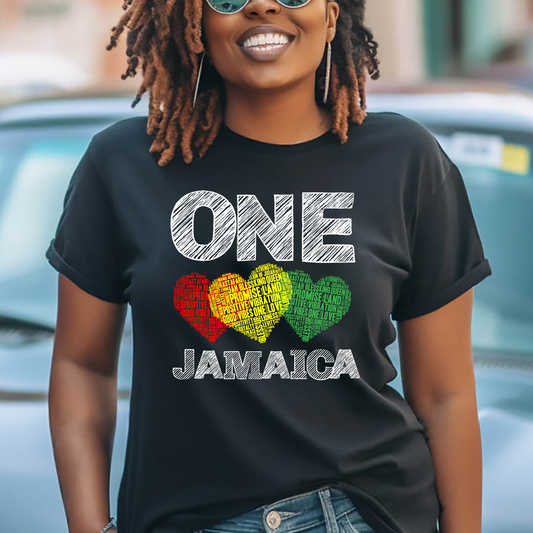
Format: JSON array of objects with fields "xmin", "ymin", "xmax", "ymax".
[{"xmin": 222, "ymin": 74, "xmax": 332, "ymax": 145}]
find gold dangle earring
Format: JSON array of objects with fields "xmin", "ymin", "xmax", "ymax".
[
  {"xmin": 192, "ymin": 51, "xmax": 206, "ymax": 111},
  {"xmin": 323, "ymin": 41, "xmax": 331, "ymax": 104}
]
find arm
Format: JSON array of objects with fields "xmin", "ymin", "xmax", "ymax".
[
  {"xmin": 48, "ymin": 274, "xmax": 127, "ymax": 533},
  {"xmin": 396, "ymin": 288, "xmax": 482, "ymax": 533}
]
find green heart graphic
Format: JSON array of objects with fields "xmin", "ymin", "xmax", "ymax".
[{"xmin": 284, "ymin": 271, "xmax": 351, "ymax": 342}]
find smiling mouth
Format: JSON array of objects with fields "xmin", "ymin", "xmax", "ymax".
[
  {"xmin": 237, "ymin": 34, "xmax": 296, "ymax": 61},
  {"xmin": 242, "ymin": 42, "xmax": 289, "ymax": 52},
  {"xmin": 239, "ymin": 34, "xmax": 295, "ymax": 48}
]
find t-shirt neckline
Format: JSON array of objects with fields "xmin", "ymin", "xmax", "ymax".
[{"xmin": 217, "ymin": 121, "xmax": 336, "ymax": 155}]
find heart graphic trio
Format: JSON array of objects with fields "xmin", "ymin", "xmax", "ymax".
[{"xmin": 173, "ymin": 263, "xmax": 352, "ymax": 343}]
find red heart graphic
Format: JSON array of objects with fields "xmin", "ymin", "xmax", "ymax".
[{"xmin": 174, "ymin": 274, "xmax": 226, "ymax": 342}]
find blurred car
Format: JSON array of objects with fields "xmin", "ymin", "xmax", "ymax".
[
  {"xmin": 0, "ymin": 82, "xmax": 531, "ymax": 533},
  {"xmin": 0, "ymin": 87, "xmax": 146, "ymax": 533}
]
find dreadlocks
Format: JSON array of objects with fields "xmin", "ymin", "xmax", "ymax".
[{"xmin": 106, "ymin": 0, "xmax": 380, "ymax": 166}]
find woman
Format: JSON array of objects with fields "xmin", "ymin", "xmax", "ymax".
[{"xmin": 46, "ymin": 0, "xmax": 492, "ymax": 532}]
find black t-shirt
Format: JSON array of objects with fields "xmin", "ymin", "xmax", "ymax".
[{"xmin": 45, "ymin": 112, "xmax": 492, "ymax": 533}]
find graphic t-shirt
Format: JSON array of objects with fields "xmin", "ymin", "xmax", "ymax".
[{"xmin": 45, "ymin": 112, "xmax": 492, "ymax": 533}]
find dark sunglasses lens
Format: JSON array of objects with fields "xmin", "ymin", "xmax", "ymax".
[
  {"xmin": 207, "ymin": 0, "xmax": 310, "ymax": 12},
  {"xmin": 207, "ymin": 0, "xmax": 247, "ymax": 12},
  {"xmin": 207, "ymin": 0, "xmax": 246, "ymax": 13},
  {"xmin": 278, "ymin": 0, "xmax": 310, "ymax": 5}
]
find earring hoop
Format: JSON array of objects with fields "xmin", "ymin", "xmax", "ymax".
[
  {"xmin": 323, "ymin": 41, "xmax": 331, "ymax": 104},
  {"xmin": 192, "ymin": 51, "xmax": 206, "ymax": 111}
]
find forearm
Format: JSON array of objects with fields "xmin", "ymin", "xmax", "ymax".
[
  {"xmin": 417, "ymin": 393, "xmax": 483, "ymax": 533},
  {"xmin": 48, "ymin": 358, "xmax": 118, "ymax": 533}
]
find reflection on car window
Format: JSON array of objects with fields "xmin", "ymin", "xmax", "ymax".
[
  {"xmin": 0, "ymin": 138, "xmax": 88, "ymax": 281},
  {"xmin": 0, "ymin": 125, "xmax": 101, "ymax": 325}
]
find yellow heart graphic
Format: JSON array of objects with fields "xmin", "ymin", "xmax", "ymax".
[{"xmin": 208, "ymin": 264, "xmax": 293, "ymax": 343}]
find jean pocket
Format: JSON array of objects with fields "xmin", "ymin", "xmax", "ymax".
[{"xmin": 337, "ymin": 507, "xmax": 377, "ymax": 533}]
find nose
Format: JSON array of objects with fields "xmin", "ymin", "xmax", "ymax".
[{"xmin": 242, "ymin": 0, "xmax": 282, "ymax": 16}]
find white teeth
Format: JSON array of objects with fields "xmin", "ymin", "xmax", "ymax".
[{"xmin": 242, "ymin": 33, "xmax": 290, "ymax": 49}]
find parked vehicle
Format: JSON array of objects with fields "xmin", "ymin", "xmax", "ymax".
[
  {"xmin": 0, "ymin": 88, "xmax": 145, "ymax": 533},
  {"xmin": 0, "ymin": 83, "xmax": 530, "ymax": 532}
]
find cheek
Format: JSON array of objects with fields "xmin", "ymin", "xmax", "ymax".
[
  {"xmin": 202, "ymin": 15, "xmax": 242, "ymax": 74},
  {"xmin": 290, "ymin": 10, "xmax": 329, "ymax": 63},
  {"xmin": 202, "ymin": 12, "xmax": 232, "ymax": 53}
]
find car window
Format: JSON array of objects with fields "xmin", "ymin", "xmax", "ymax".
[
  {"xmin": 0, "ymin": 121, "xmax": 133, "ymax": 394},
  {"xmin": 0, "ymin": 137, "xmax": 88, "ymax": 280},
  {"xmin": 0, "ymin": 126, "xmax": 95, "ymax": 300},
  {"xmin": 428, "ymin": 126, "xmax": 533, "ymax": 357}
]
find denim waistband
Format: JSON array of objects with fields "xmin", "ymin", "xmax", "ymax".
[{"xmin": 197, "ymin": 484, "xmax": 361, "ymax": 533}]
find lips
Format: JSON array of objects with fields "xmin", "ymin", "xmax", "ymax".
[{"xmin": 236, "ymin": 24, "xmax": 296, "ymax": 47}]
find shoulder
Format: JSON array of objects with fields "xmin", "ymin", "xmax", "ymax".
[
  {"xmin": 360, "ymin": 111, "xmax": 449, "ymax": 159},
  {"xmin": 350, "ymin": 111, "xmax": 454, "ymax": 206},
  {"xmin": 89, "ymin": 115, "xmax": 152, "ymax": 156},
  {"xmin": 356, "ymin": 111, "xmax": 454, "ymax": 197},
  {"xmin": 82, "ymin": 116, "xmax": 159, "ymax": 193}
]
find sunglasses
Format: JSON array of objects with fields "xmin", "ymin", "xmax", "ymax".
[{"xmin": 205, "ymin": 0, "xmax": 312, "ymax": 15}]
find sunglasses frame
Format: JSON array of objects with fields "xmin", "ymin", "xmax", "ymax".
[{"xmin": 205, "ymin": 0, "xmax": 313, "ymax": 15}]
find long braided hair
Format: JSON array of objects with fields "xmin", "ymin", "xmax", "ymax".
[{"xmin": 106, "ymin": 0, "xmax": 380, "ymax": 166}]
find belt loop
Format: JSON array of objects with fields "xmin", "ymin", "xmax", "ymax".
[{"xmin": 318, "ymin": 487, "xmax": 339, "ymax": 533}]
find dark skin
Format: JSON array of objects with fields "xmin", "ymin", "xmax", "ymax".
[
  {"xmin": 201, "ymin": 0, "xmax": 340, "ymax": 143},
  {"xmin": 49, "ymin": 276, "xmax": 126, "ymax": 533},
  {"xmin": 397, "ymin": 289, "xmax": 483, "ymax": 533},
  {"xmin": 49, "ymin": 0, "xmax": 482, "ymax": 532}
]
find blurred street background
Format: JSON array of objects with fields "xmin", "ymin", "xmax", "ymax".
[{"xmin": 2, "ymin": 0, "xmax": 533, "ymax": 99}]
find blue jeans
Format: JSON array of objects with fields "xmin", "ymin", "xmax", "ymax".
[{"xmin": 196, "ymin": 484, "xmax": 377, "ymax": 533}]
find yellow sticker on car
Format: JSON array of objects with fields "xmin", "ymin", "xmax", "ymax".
[{"xmin": 501, "ymin": 143, "xmax": 530, "ymax": 175}]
